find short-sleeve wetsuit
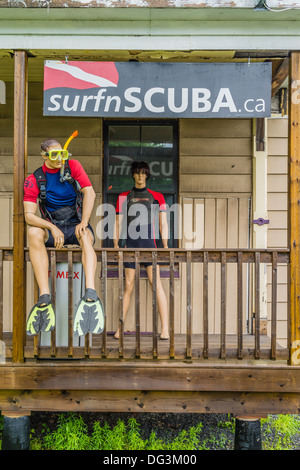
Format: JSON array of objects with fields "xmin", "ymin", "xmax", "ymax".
[
  {"xmin": 116, "ymin": 186, "xmax": 167, "ymax": 268},
  {"xmin": 24, "ymin": 160, "xmax": 94, "ymax": 246}
]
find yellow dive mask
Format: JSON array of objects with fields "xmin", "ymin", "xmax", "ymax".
[{"xmin": 45, "ymin": 149, "xmax": 71, "ymax": 161}]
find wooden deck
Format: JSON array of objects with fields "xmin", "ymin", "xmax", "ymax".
[
  {"xmin": 2, "ymin": 332, "xmax": 289, "ymax": 361},
  {"xmin": 1, "ymin": 354, "xmax": 300, "ymax": 416}
]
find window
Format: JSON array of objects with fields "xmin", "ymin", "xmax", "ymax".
[{"xmin": 103, "ymin": 120, "xmax": 178, "ymax": 248}]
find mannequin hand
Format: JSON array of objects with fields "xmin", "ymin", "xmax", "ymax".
[{"xmin": 51, "ymin": 225, "xmax": 65, "ymax": 249}]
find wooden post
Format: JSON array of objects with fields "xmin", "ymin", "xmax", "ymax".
[
  {"xmin": 12, "ymin": 51, "xmax": 28, "ymax": 363},
  {"xmin": 289, "ymin": 52, "xmax": 300, "ymax": 365}
]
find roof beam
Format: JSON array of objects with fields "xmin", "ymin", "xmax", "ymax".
[{"xmin": 272, "ymin": 57, "xmax": 289, "ymax": 96}]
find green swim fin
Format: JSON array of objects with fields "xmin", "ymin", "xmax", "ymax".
[
  {"xmin": 26, "ymin": 294, "xmax": 55, "ymax": 336},
  {"xmin": 73, "ymin": 288, "xmax": 105, "ymax": 337}
]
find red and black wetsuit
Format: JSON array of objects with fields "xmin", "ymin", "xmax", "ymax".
[{"xmin": 116, "ymin": 186, "xmax": 166, "ymax": 268}]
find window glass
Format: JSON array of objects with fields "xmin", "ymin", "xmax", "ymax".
[{"xmin": 104, "ymin": 121, "xmax": 178, "ymax": 247}]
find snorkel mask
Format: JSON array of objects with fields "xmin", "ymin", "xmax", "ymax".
[
  {"xmin": 60, "ymin": 130, "xmax": 78, "ymax": 182},
  {"xmin": 46, "ymin": 149, "xmax": 70, "ymax": 161}
]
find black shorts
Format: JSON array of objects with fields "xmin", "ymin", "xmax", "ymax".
[
  {"xmin": 124, "ymin": 238, "xmax": 156, "ymax": 270},
  {"xmin": 45, "ymin": 221, "xmax": 95, "ymax": 247},
  {"xmin": 124, "ymin": 261, "xmax": 152, "ymax": 270}
]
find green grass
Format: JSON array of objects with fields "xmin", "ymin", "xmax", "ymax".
[
  {"xmin": 261, "ymin": 414, "xmax": 300, "ymax": 450},
  {"xmin": 1, "ymin": 413, "xmax": 300, "ymax": 450}
]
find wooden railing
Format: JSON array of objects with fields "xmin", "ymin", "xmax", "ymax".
[{"xmin": 0, "ymin": 247, "xmax": 291, "ymax": 362}]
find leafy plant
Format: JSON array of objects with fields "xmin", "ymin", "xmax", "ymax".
[
  {"xmin": 27, "ymin": 412, "xmax": 300, "ymax": 451},
  {"xmin": 29, "ymin": 414, "xmax": 207, "ymax": 451},
  {"xmin": 42, "ymin": 413, "xmax": 90, "ymax": 450}
]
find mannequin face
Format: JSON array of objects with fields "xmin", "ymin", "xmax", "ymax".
[
  {"xmin": 133, "ymin": 169, "xmax": 147, "ymax": 188},
  {"xmin": 42, "ymin": 143, "xmax": 63, "ymax": 170}
]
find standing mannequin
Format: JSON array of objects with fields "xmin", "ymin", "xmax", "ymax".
[{"xmin": 113, "ymin": 161, "xmax": 169, "ymax": 340}]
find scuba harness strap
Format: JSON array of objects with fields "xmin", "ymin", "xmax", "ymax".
[{"xmin": 33, "ymin": 161, "xmax": 83, "ymax": 225}]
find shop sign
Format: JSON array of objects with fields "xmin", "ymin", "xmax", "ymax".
[{"xmin": 43, "ymin": 61, "xmax": 271, "ymax": 118}]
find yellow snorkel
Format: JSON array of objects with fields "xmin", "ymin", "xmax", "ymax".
[
  {"xmin": 60, "ymin": 130, "xmax": 78, "ymax": 181},
  {"xmin": 63, "ymin": 130, "xmax": 78, "ymax": 151}
]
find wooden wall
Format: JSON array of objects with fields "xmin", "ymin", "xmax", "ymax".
[
  {"xmin": 178, "ymin": 118, "xmax": 252, "ymax": 335},
  {"xmin": 179, "ymin": 118, "xmax": 252, "ymax": 197}
]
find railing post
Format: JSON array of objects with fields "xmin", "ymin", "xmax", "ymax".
[
  {"xmin": 118, "ymin": 250, "xmax": 124, "ymax": 358},
  {"xmin": 68, "ymin": 250, "xmax": 73, "ymax": 358},
  {"xmin": 186, "ymin": 251, "xmax": 192, "ymax": 359},
  {"xmin": 169, "ymin": 251, "xmax": 175, "ymax": 359},
  {"xmin": 203, "ymin": 251, "xmax": 209, "ymax": 359},
  {"xmin": 289, "ymin": 52, "xmax": 300, "ymax": 365},
  {"xmin": 12, "ymin": 51, "xmax": 28, "ymax": 363},
  {"xmin": 152, "ymin": 251, "xmax": 158, "ymax": 359},
  {"xmin": 101, "ymin": 250, "xmax": 107, "ymax": 358},
  {"xmin": 135, "ymin": 251, "xmax": 141, "ymax": 359}
]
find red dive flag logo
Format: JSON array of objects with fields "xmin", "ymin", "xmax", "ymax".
[{"xmin": 44, "ymin": 61, "xmax": 119, "ymax": 91}]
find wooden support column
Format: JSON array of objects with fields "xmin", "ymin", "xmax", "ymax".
[
  {"xmin": 12, "ymin": 51, "xmax": 28, "ymax": 363},
  {"xmin": 289, "ymin": 52, "xmax": 300, "ymax": 365},
  {"xmin": 252, "ymin": 119, "xmax": 268, "ymax": 333}
]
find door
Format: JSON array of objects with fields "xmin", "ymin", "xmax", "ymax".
[{"xmin": 103, "ymin": 120, "xmax": 178, "ymax": 248}]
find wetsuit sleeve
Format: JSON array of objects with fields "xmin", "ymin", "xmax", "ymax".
[
  {"xmin": 116, "ymin": 191, "xmax": 129, "ymax": 215},
  {"xmin": 68, "ymin": 159, "xmax": 92, "ymax": 188},
  {"xmin": 157, "ymin": 193, "xmax": 167, "ymax": 211},
  {"xmin": 23, "ymin": 174, "xmax": 39, "ymax": 203},
  {"xmin": 148, "ymin": 189, "xmax": 167, "ymax": 211}
]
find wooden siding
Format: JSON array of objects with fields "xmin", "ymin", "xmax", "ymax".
[
  {"xmin": 267, "ymin": 117, "xmax": 288, "ymax": 347},
  {"xmin": 179, "ymin": 119, "xmax": 252, "ymax": 197},
  {"xmin": 178, "ymin": 119, "xmax": 252, "ymax": 335}
]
